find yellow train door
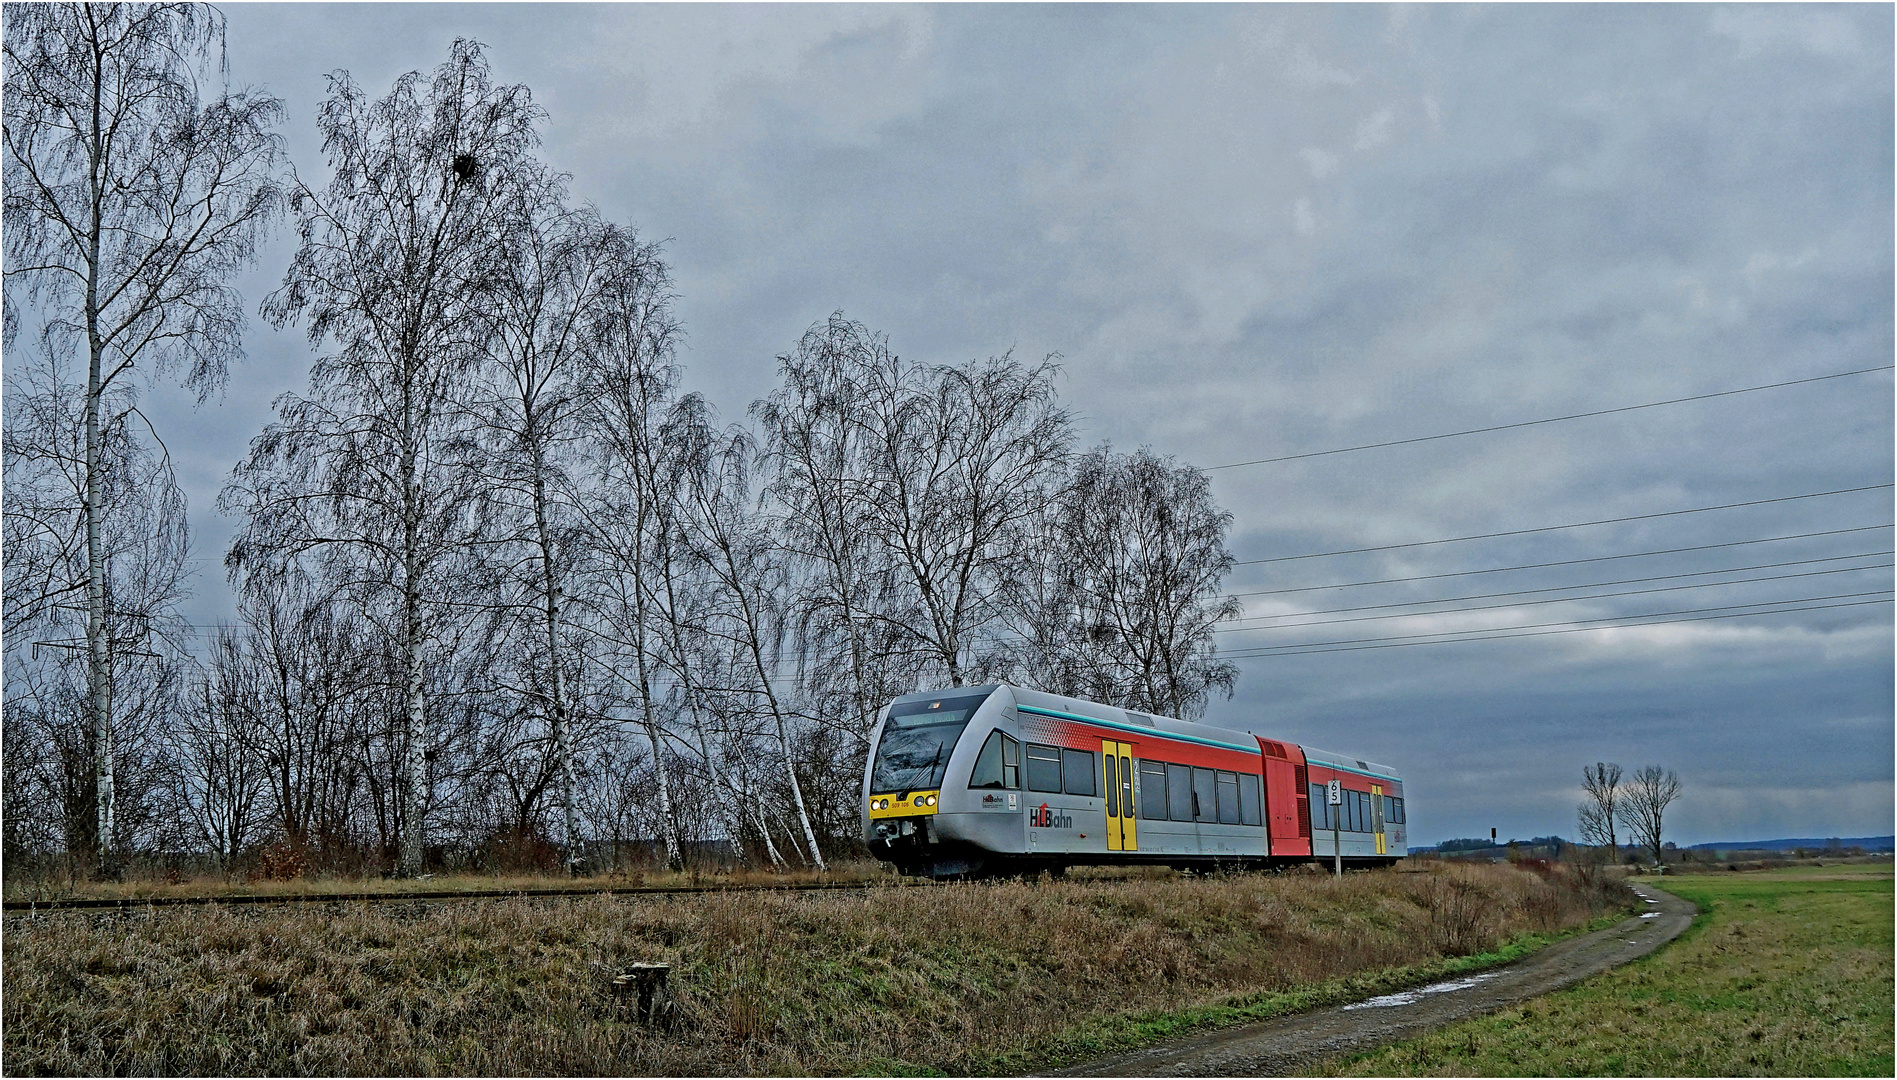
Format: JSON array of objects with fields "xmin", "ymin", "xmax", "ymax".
[
  {"xmin": 1371, "ymin": 783, "xmax": 1387, "ymax": 855},
  {"xmin": 1102, "ymin": 740, "xmax": 1137, "ymax": 851}
]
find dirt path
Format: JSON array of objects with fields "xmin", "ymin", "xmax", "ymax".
[{"xmin": 1046, "ymin": 881, "xmax": 1695, "ymax": 1077}]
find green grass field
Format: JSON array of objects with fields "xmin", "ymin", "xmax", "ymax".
[{"xmin": 1329, "ymin": 863, "xmax": 1895, "ymax": 1077}]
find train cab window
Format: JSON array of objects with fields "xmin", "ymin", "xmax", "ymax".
[
  {"xmin": 1138, "ymin": 760, "xmax": 1168, "ymax": 819},
  {"xmin": 868, "ymin": 689, "xmax": 994, "ymax": 795},
  {"xmin": 1390, "ymin": 797, "xmax": 1405, "ymax": 824},
  {"xmin": 1026, "ymin": 744, "xmax": 1062, "ymax": 793},
  {"xmin": 1062, "ymin": 749, "xmax": 1097, "ymax": 796},
  {"xmin": 1215, "ymin": 771, "xmax": 1241, "ymax": 824},
  {"xmin": 1238, "ymin": 774, "xmax": 1262, "ymax": 826},
  {"xmin": 968, "ymin": 731, "xmax": 1020, "ymax": 790},
  {"xmin": 1167, "ymin": 763, "xmax": 1193, "ymax": 821},
  {"xmin": 1192, "ymin": 767, "xmax": 1217, "ymax": 823}
]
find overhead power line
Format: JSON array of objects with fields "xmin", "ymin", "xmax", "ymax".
[
  {"xmin": 1223, "ymin": 550, "xmax": 1893, "ymax": 624},
  {"xmin": 1209, "ymin": 365, "xmax": 1894, "ymax": 471},
  {"xmin": 1215, "ymin": 560, "xmax": 1892, "ymax": 633},
  {"xmin": 1217, "ymin": 589, "xmax": 1893, "ymax": 658},
  {"xmin": 1231, "ymin": 484, "xmax": 1894, "ymax": 567},
  {"xmin": 1221, "ymin": 550, "xmax": 1889, "ymax": 618},
  {"xmin": 1225, "ymin": 524, "xmax": 1893, "ymax": 598},
  {"xmin": 1225, "ymin": 597, "xmax": 1892, "ymax": 659}
]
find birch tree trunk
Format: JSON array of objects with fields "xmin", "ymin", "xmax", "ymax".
[{"xmin": 6, "ymin": 3, "xmax": 285, "ymax": 873}]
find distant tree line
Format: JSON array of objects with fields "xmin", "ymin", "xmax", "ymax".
[{"xmin": 3, "ymin": 14, "xmax": 1243, "ymax": 878}]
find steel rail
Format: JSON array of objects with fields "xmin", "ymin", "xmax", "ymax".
[{"xmin": 1, "ymin": 878, "xmax": 931, "ymax": 914}]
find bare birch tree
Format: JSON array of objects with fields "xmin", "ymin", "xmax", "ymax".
[
  {"xmin": 755, "ymin": 314, "xmax": 925, "ymax": 754},
  {"xmin": 841, "ymin": 322, "xmax": 1070, "ymax": 687},
  {"xmin": 1011, "ymin": 445, "xmax": 1240, "ymax": 719},
  {"xmin": 1625, "ymin": 765, "xmax": 1681, "ymax": 866},
  {"xmin": 667, "ymin": 399, "xmax": 827, "ymax": 869},
  {"xmin": 571, "ymin": 229, "xmax": 688, "ymax": 869},
  {"xmin": 224, "ymin": 40, "xmax": 542, "ymax": 876},
  {"xmin": 469, "ymin": 178, "xmax": 614, "ymax": 871},
  {"xmin": 1577, "ymin": 761, "xmax": 1624, "ymax": 860},
  {"xmin": 3, "ymin": 1, "xmax": 286, "ymax": 872},
  {"xmin": 2, "ymin": 343, "xmax": 196, "ymax": 861}
]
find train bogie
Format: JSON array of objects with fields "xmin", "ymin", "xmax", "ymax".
[{"xmin": 861, "ymin": 684, "xmax": 1407, "ymax": 878}]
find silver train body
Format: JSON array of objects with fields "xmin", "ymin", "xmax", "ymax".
[{"xmin": 861, "ymin": 684, "xmax": 1407, "ymax": 877}]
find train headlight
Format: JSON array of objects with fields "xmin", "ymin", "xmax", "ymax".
[{"xmin": 924, "ymin": 795, "xmax": 936, "ymax": 806}]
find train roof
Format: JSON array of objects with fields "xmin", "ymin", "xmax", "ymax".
[{"xmin": 888, "ymin": 684, "xmax": 1401, "ymax": 782}]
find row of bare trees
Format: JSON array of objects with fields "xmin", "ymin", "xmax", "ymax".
[
  {"xmin": 1577, "ymin": 761, "xmax": 1682, "ymax": 865},
  {"xmin": 3, "ymin": 15, "xmax": 1245, "ymax": 877}
]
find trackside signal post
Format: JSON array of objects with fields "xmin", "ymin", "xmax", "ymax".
[{"xmin": 1327, "ymin": 779, "xmax": 1343, "ymax": 876}]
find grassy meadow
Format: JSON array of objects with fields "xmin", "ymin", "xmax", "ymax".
[
  {"xmin": 1, "ymin": 863, "xmax": 1627, "ymax": 1076},
  {"xmin": 1329, "ymin": 862, "xmax": 1895, "ymax": 1077}
]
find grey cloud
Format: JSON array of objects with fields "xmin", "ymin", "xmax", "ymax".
[{"xmin": 140, "ymin": 2, "xmax": 1893, "ymax": 845}]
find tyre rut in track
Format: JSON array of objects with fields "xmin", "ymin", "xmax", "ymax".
[{"xmin": 1045, "ymin": 880, "xmax": 1696, "ymax": 1077}]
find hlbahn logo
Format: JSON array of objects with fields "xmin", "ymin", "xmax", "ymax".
[{"xmin": 1029, "ymin": 803, "xmax": 1072, "ymax": 829}]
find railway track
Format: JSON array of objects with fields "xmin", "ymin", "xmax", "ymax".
[{"xmin": 1, "ymin": 878, "xmax": 929, "ymax": 914}]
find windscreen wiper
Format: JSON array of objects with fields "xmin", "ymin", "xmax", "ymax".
[{"xmin": 899, "ymin": 745, "xmax": 943, "ymax": 801}]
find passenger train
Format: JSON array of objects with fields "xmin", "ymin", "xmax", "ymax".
[{"xmin": 862, "ymin": 684, "xmax": 1406, "ymax": 877}]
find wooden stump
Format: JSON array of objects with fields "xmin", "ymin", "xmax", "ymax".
[{"xmin": 612, "ymin": 962, "xmax": 673, "ymax": 1026}]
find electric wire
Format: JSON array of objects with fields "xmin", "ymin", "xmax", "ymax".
[
  {"xmin": 1230, "ymin": 484, "xmax": 1893, "ymax": 566},
  {"xmin": 1220, "ymin": 550, "xmax": 1893, "ymax": 625},
  {"xmin": 1213, "ymin": 560, "xmax": 1892, "ymax": 633},
  {"xmin": 1209, "ymin": 365, "xmax": 1894, "ymax": 471},
  {"xmin": 1216, "ymin": 589, "xmax": 1894, "ymax": 658},
  {"xmin": 1226, "ymin": 597, "xmax": 1892, "ymax": 659},
  {"xmin": 1224, "ymin": 524, "xmax": 1893, "ymax": 597}
]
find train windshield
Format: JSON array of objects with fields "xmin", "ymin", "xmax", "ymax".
[{"xmin": 869, "ymin": 689, "xmax": 994, "ymax": 795}]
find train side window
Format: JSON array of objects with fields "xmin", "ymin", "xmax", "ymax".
[
  {"xmin": 1382, "ymin": 795, "xmax": 1397, "ymax": 824},
  {"xmin": 1342, "ymin": 789, "xmax": 1358, "ymax": 832},
  {"xmin": 967, "ymin": 731, "xmax": 1020, "ymax": 789},
  {"xmin": 1309, "ymin": 782, "xmax": 1330, "ymax": 831},
  {"xmin": 1062, "ymin": 749, "xmax": 1097, "ymax": 796},
  {"xmin": 1215, "ymin": 771, "xmax": 1241, "ymax": 824},
  {"xmin": 1026, "ymin": 744, "xmax": 1062, "ymax": 793},
  {"xmin": 1361, "ymin": 791, "xmax": 1373, "ymax": 832},
  {"xmin": 1192, "ymin": 767, "xmax": 1217, "ymax": 823},
  {"xmin": 1138, "ymin": 760, "xmax": 1168, "ymax": 819},
  {"xmin": 1238, "ymin": 774, "xmax": 1262, "ymax": 826},
  {"xmin": 1391, "ymin": 797, "xmax": 1405, "ymax": 824},
  {"xmin": 1167, "ymin": 764, "xmax": 1193, "ymax": 821}
]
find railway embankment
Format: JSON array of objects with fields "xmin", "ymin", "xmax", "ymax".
[{"xmin": 2, "ymin": 862, "xmax": 1626, "ymax": 1075}]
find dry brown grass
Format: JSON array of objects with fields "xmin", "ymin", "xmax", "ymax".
[
  {"xmin": 1, "ymin": 860, "xmax": 900, "ymax": 905},
  {"xmin": 2, "ymin": 863, "xmax": 1630, "ymax": 1076}
]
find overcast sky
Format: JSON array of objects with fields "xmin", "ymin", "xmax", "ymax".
[{"xmin": 129, "ymin": 3, "xmax": 1892, "ymax": 846}]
